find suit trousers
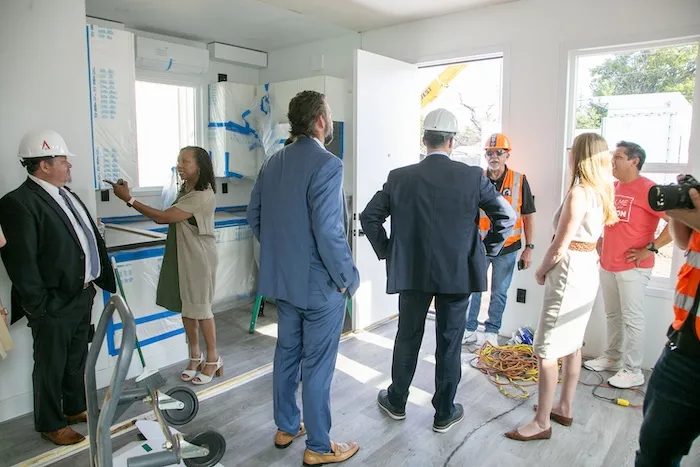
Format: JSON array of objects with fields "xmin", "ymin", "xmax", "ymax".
[
  {"xmin": 387, "ymin": 291, "xmax": 470, "ymax": 421},
  {"xmin": 30, "ymin": 285, "xmax": 95, "ymax": 432},
  {"xmin": 273, "ymin": 293, "xmax": 346, "ymax": 453}
]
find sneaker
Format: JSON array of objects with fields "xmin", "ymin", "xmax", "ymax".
[
  {"xmin": 583, "ymin": 356, "xmax": 621, "ymax": 372},
  {"xmin": 484, "ymin": 332, "xmax": 499, "ymax": 346},
  {"xmin": 377, "ymin": 389, "xmax": 406, "ymax": 420},
  {"xmin": 608, "ymin": 369, "xmax": 645, "ymax": 389},
  {"xmin": 462, "ymin": 331, "xmax": 477, "ymax": 345},
  {"xmin": 433, "ymin": 404, "xmax": 465, "ymax": 433}
]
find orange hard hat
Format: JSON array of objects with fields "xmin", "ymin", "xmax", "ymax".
[{"xmin": 484, "ymin": 133, "xmax": 512, "ymax": 151}]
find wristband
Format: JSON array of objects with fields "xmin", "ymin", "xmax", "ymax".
[{"xmin": 126, "ymin": 197, "xmax": 136, "ymax": 208}]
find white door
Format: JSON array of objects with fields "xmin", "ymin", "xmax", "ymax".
[{"xmin": 352, "ymin": 49, "xmax": 419, "ymax": 330}]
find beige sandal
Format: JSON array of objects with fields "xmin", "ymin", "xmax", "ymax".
[
  {"xmin": 181, "ymin": 353, "xmax": 203, "ymax": 382},
  {"xmin": 192, "ymin": 356, "xmax": 223, "ymax": 385}
]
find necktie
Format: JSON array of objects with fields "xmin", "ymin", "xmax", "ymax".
[{"xmin": 58, "ymin": 188, "xmax": 100, "ymax": 279}]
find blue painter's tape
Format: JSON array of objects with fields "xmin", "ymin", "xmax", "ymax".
[
  {"xmin": 139, "ymin": 328, "xmax": 185, "ymax": 348},
  {"xmin": 111, "ymin": 310, "xmax": 179, "ymax": 331},
  {"xmin": 215, "ymin": 218, "xmax": 249, "ymax": 228},
  {"xmin": 100, "ymin": 206, "xmax": 247, "ymax": 225},
  {"xmin": 86, "ymin": 26, "xmax": 97, "ymax": 190},
  {"xmin": 110, "ymin": 247, "xmax": 165, "ymax": 263},
  {"xmin": 105, "ymin": 253, "xmax": 185, "ymax": 356},
  {"xmin": 165, "ymin": 58, "xmax": 173, "ymax": 71}
]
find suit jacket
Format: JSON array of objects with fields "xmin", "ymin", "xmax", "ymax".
[
  {"xmin": 360, "ymin": 153, "xmax": 516, "ymax": 295},
  {"xmin": 0, "ymin": 178, "xmax": 116, "ymax": 325},
  {"xmin": 247, "ymin": 137, "xmax": 359, "ymax": 310}
]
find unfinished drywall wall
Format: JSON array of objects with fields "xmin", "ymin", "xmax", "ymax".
[{"xmin": 0, "ymin": 0, "xmax": 97, "ymax": 422}]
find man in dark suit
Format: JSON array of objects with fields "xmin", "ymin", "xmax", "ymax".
[
  {"xmin": 0, "ymin": 130, "xmax": 116, "ymax": 445},
  {"xmin": 248, "ymin": 91, "xmax": 360, "ymax": 465},
  {"xmin": 360, "ymin": 109, "xmax": 516, "ymax": 433}
]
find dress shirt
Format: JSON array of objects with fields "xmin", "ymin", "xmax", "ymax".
[{"xmin": 28, "ymin": 175, "xmax": 100, "ymax": 282}]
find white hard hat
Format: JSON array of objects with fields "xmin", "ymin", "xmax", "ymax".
[
  {"xmin": 17, "ymin": 129, "xmax": 75, "ymax": 159},
  {"xmin": 424, "ymin": 108, "xmax": 458, "ymax": 133}
]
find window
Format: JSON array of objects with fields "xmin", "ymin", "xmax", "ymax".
[
  {"xmin": 568, "ymin": 41, "xmax": 699, "ymax": 287},
  {"xmin": 418, "ymin": 56, "xmax": 504, "ymax": 166},
  {"xmin": 134, "ymin": 81, "xmax": 197, "ymax": 187}
]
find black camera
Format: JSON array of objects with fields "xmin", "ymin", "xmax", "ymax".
[{"xmin": 648, "ymin": 174, "xmax": 700, "ymax": 211}]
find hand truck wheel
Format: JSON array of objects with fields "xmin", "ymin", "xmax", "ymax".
[
  {"xmin": 183, "ymin": 430, "xmax": 226, "ymax": 467},
  {"xmin": 161, "ymin": 386, "xmax": 199, "ymax": 426}
]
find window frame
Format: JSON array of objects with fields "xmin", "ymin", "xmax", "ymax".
[
  {"xmin": 417, "ymin": 52, "xmax": 506, "ymax": 164},
  {"xmin": 132, "ymin": 70, "xmax": 206, "ymax": 195},
  {"xmin": 563, "ymin": 36, "xmax": 700, "ymax": 292}
]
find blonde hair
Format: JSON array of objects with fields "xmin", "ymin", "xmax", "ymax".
[{"xmin": 569, "ymin": 133, "xmax": 618, "ymax": 226}]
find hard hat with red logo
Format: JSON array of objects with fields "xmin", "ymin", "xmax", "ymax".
[
  {"xmin": 17, "ymin": 130, "xmax": 75, "ymax": 160},
  {"xmin": 484, "ymin": 133, "xmax": 512, "ymax": 151}
]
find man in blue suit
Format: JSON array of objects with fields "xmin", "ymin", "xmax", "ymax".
[
  {"xmin": 360, "ymin": 108, "xmax": 516, "ymax": 433},
  {"xmin": 247, "ymin": 90, "xmax": 360, "ymax": 466}
]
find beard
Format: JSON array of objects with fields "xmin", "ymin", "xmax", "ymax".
[{"xmin": 323, "ymin": 118, "xmax": 334, "ymax": 146}]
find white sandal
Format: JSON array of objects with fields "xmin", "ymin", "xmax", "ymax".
[
  {"xmin": 181, "ymin": 353, "xmax": 203, "ymax": 382},
  {"xmin": 192, "ymin": 356, "xmax": 223, "ymax": 385}
]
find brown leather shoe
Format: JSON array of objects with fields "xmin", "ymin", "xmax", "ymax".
[
  {"xmin": 41, "ymin": 426, "xmax": 85, "ymax": 445},
  {"xmin": 65, "ymin": 411, "xmax": 88, "ymax": 425},
  {"xmin": 303, "ymin": 441, "xmax": 360, "ymax": 466},
  {"xmin": 274, "ymin": 422, "xmax": 306, "ymax": 449},
  {"xmin": 533, "ymin": 405, "xmax": 573, "ymax": 426},
  {"xmin": 504, "ymin": 426, "xmax": 552, "ymax": 441}
]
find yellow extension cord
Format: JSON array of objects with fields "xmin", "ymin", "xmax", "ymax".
[
  {"xmin": 472, "ymin": 342, "xmax": 545, "ymax": 399},
  {"xmin": 472, "ymin": 342, "xmax": 643, "ymax": 407}
]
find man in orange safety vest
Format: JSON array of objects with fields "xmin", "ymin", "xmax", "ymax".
[{"xmin": 463, "ymin": 133, "xmax": 536, "ymax": 347}]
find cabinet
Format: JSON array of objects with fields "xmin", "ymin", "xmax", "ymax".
[{"xmin": 265, "ymin": 76, "xmax": 347, "ymax": 124}]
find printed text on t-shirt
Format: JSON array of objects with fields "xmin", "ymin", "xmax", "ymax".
[{"xmin": 615, "ymin": 195, "xmax": 633, "ymax": 222}]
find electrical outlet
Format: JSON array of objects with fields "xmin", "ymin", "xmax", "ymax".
[
  {"xmin": 100, "ymin": 190, "xmax": 109, "ymax": 202},
  {"xmin": 221, "ymin": 182, "xmax": 228, "ymax": 194},
  {"xmin": 516, "ymin": 288, "xmax": 526, "ymax": 303}
]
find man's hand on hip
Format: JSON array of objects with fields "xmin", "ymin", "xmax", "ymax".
[{"xmin": 625, "ymin": 247, "xmax": 652, "ymax": 267}]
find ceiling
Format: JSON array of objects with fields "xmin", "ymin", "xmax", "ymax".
[{"xmin": 85, "ymin": 0, "xmax": 518, "ymax": 51}]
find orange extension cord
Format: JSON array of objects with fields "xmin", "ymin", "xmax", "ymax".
[{"xmin": 470, "ymin": 342, "xmax": 645, "ymax": 407}]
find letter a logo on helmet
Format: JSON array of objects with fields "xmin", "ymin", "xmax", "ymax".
[{"xmin": 42, "ymin": 140, "xmax": 50, "ymax": 150}]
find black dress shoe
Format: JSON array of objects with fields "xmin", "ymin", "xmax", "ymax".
[
  {"xmin": 377, "ymin": 389, "xmax": 406, "ymax": 420},
  {"xmin": 433, "ymin": 404, "xmax": 464, "ymax": 433}
]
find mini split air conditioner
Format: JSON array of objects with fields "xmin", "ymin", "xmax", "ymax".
[{"xmin": 135, "ymin": 37, "xmax": 210, "ymax": 75}]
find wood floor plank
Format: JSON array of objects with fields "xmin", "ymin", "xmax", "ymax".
[{"xmin": 9, "ymin": 315, "xmax": 700, "ymax": 467}]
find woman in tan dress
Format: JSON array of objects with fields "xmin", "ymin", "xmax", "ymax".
[
  {"xmin": 105, "ymin": 146, "xmax": 221, "ymax": 385},
  {"xmin": 505, "ymin": 133, "xmax": 617, "ymax": 441}
]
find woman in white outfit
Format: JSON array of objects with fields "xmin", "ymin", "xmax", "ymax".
[{"xmin": 506, "ymin": 133, "xmax": 618, "ymax": 441}]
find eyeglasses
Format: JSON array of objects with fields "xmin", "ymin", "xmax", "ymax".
[{"xmin": 485, "ymin": 149, "xmax": 508, "ymax": 157}]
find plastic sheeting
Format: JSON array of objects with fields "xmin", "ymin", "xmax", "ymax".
[
  {"xmin": 208, "ymin": 82, "xmax": 290, "ymax": 181},
  {"xmin": 86, "ymin": 24, "xmax": 138, "ymax": 190},
  {"xmin": 213, "ymin": 223, "xmax": 257, "ymax": 312},
  {"xmin": 106, "ymin": 222, "xmax": 257, "ymax": 357},
  {"xmin": 208, "ymin": 82, "xmax": 259, "ymax": 179}
]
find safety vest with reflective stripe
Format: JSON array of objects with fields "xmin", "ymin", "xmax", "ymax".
[
  {"xmin": 479, "ymin": 169, "xmax": 523, "ymax": 247},
  {"xmin": 672, "ymin": 230, "xmax": 700, "ymax": 339}
]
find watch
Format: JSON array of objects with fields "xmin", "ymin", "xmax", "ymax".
[
  {"xmin": 646, "ymin": 242, "xmax": 659, "ymax": 253},
  {"xmin": 525, "ymin": 244, "xmax": 535, "ymax": 250},
  {"xmin": 126, "ymin": 197, "xmax": 136, "ymax": 208}
]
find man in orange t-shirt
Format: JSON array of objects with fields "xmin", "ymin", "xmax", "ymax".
[{"xmin": 584, "ymin": 141, "xmax": 671, "ymax": 389}]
